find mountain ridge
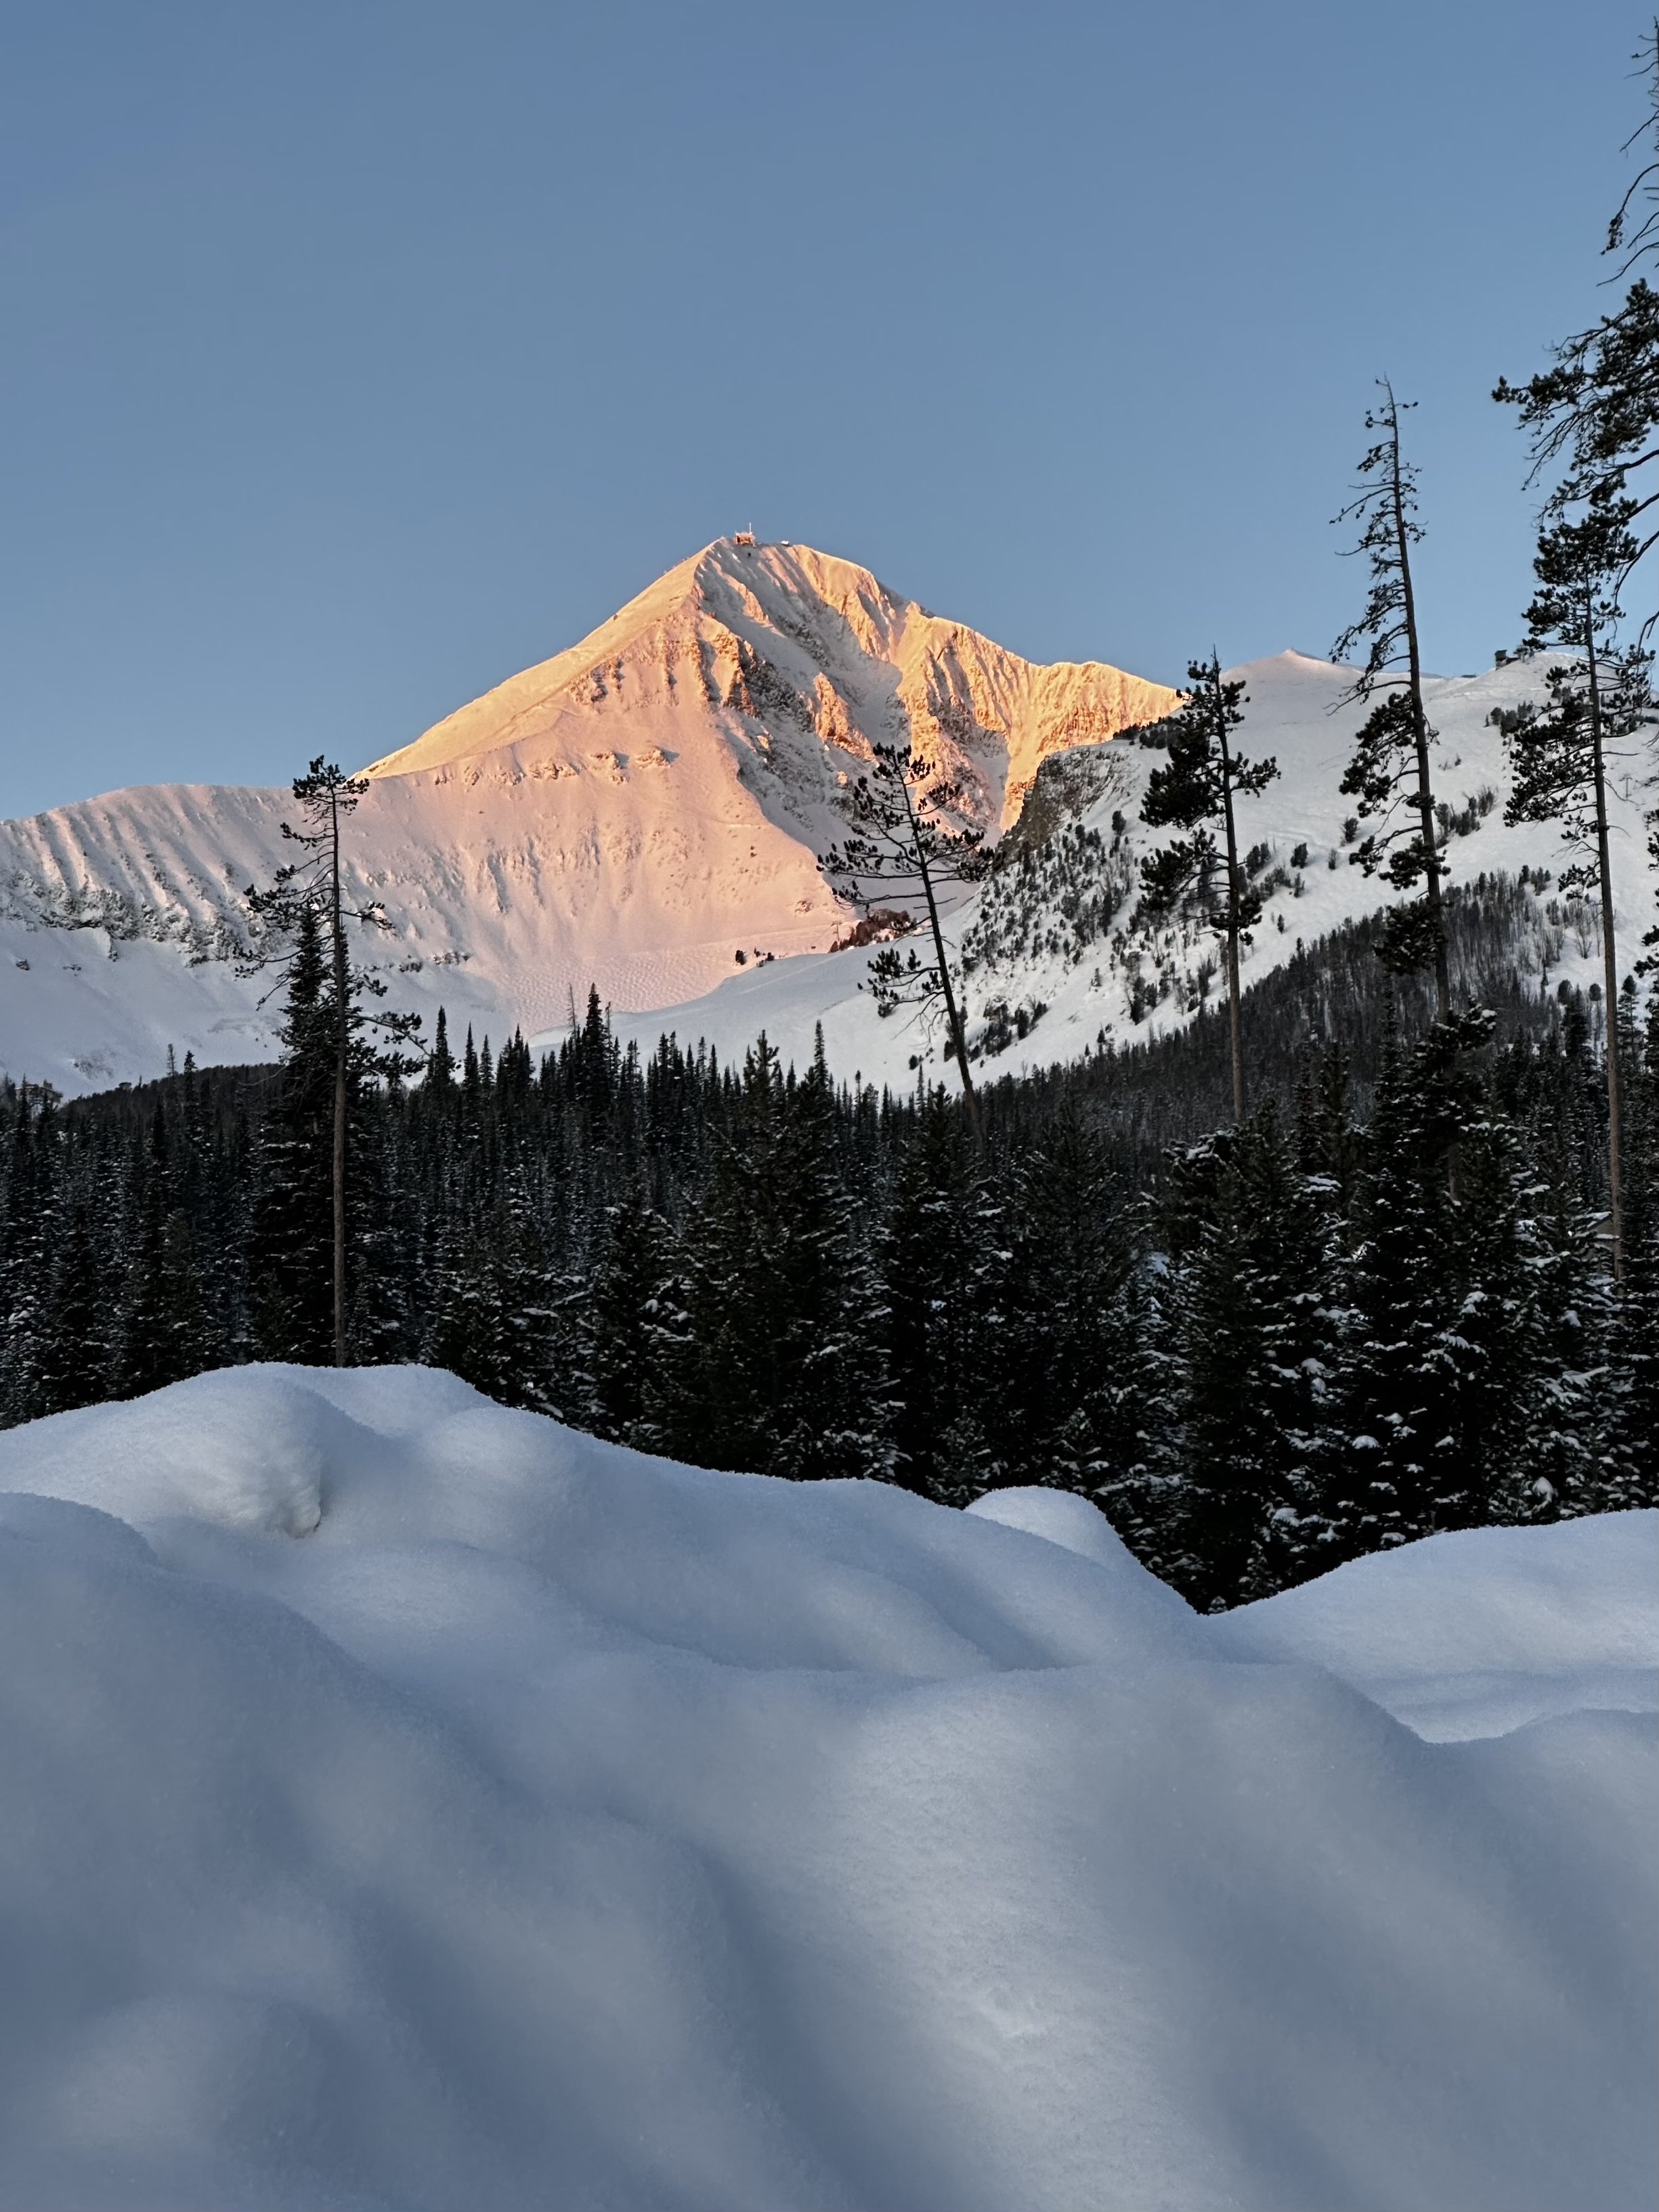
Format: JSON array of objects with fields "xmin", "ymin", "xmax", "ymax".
[
  {"xmin": 2, "ymin": 543, "xmax": 1652, "ymax": 1101},
  {"xmin": 0, "ymin": 538, "xmax": 1178, "ymax": 1092},
  {"xmin": 2, "ymin": 629, "xmax": 1652, "ymax": 1099},
  {"xmin": 361, "ymin": 537, "xmax": 1180, "ymax": 826}
]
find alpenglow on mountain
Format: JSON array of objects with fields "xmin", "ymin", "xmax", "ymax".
[
  {"xmin": 0, "ymin": 539, "xmax": 1178, "ymax": 1092},
  {"xmin": 1, "ymin": 537, "xmax": 1652, "ymax": 1095}
]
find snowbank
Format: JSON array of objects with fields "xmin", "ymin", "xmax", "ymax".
[
  {"xmin": 1215, "ymin": 1512, "xmax": 1659, "ymax": 1741},
  {"xmin": 0, "ymin": 1367, "xmax": 1652, "ymax": 2212}
]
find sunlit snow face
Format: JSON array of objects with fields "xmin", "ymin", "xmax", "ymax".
[{"xmin": 2, "ymin": 552, "xmax": 1645, "ymax": 1105}]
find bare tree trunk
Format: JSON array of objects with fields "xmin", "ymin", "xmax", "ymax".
[
  {"xmin": 1387, "ymin": 398, "xmax": 1451, "ymax": 1021},
  {"xmin": 330, "ymin": 789, "xmax": 348, "ymax": 1365},
  {"xmin": 1215, "ymin": 668, "xmax": 1247, "ymax": 1123},
  {"xmin": 1585, "ymin": 604, "xmax": 1624, "ymax": 1282},
  {"xmin": 903, "ymin": 777, "xmax": 983, "ymax": 1146}
]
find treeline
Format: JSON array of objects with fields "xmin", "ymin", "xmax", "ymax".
[{"xmin": 2, "ymin": 927, "xmax": 1654, "ymax": 1609}]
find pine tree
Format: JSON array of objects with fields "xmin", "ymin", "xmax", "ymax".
[
  {"xmin": 1496, "ymin": 278, "xmax": 1659, "ymax": 629},
  {"xmin": 763, "ymin": 1035, "xmax": 895, "ymax": 1482},
  {"xmin": 571, "ymin": 987, "xmax": 619, "ymax": 1137},
  {"xmin": 821, "ymin": 742, "xmax": 990, "ymax": 1139},
  {"xmin": 494, "ymin": 1175, "xmax": 565, "ymax": 1413},
  {"xmin": 1142, "ymin": 1105, "xmax": 1343, "ymax": 1607},
  {"xmin": 646, "ymin": 1038, "xmax": 778, "ymax": 1469},
  {"xmin": 881, "ymin": 1087, "xmax": 993, "ymax": 1500},
  {"xmin": 1137, "ymin": 654, "xmax": 1278, "ymax": 1121},
  {"xmin": 1494, "ymin": 21, "xmax": 1659, "ymax": 1307},
  {"xmin": 0, "ymin": 1090, "xmax": 54, "ymax": 1424},
  {"xmin": 116, "ymin": 1106, "xmax": 213, "ymax": 1399},
  {"xmin": 244, "ymin": 756, "xmax": 421, "ymax": 1365},
  {"xmin": 1496, "ymin": 26, "xmax": 1659, "ymax": 631},
  {"xmin": 247, "ymin": 903, "xmax": 336, "ymax": 1361},
  {"xmin": 1455, "ymin": 1088, "xmax": 1607, "ymax": 1527},
  {"xmin": 1329, "ymin": 1012, "xmax": 1572, "ymax": 1553},
  {"xmin": 421, "ymin": 1187, "xmax": 559, "ymax": 1409},
  {"xmin": 346, "ymin": 1096, "xmax": 416, "ymax": 1365},
  {"xmin": 427, "ymin": 1005, "xmax": 456, "ymax": 1090},
  {"xmin": 35, "ymin": 1201, "xmax": 112, "ymax": 1415},
  {"xmin": 987, "ymin": 1105, "xmax": 1142, "ymax": 1497},
  {"xmin": 421, "ymin": 1216, "xmax": 507, "ymax": 1399},
  {"xmin": 1606, "ymin": 985, "xmax": 1659, "ymax": 1504},
  {"xmin": 648, "ymin": 1036, "xmax": 892, "ymax": 1480},
  {"xmin": 1295, "ymin": 1042, "xmax": 1363, "ymax": 1204},
  {"xmin": 1502, "ymin": 492, "xmax": 1651, "ymax": 1275},
  {"xmin": 1332, "ymin": 383, "xmax": 1452, "ymax": 1013},
  {"xmin": 582, "ymin": 1178, "xmax": 672, "ymax": 1445},
  {"xmin": 1610, "ymin": 1204, "xmax": 1659, "ymax": 1507}
]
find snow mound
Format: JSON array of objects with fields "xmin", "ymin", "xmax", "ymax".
[
  {"xmin": 0, "ymin": 1366, "xmax": 1652, "ymax": 2212},
  {"xmin": 964, "ymin": 1481, "xmax": 1143, "ymax": 1568},
  {"xmin": 1, "ymin": 1368, "xmax": 348, "ymax": 1536},
  {"xmin": 1215, "ymin": 1510, "xmax": 1659, "ymax": 1741}
]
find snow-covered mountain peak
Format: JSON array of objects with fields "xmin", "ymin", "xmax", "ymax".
[
  {"xmin": 15, "ymin": 539, "xmax": 1648, "ymax": 1105},
  {"xmin": 0, "ymin": 538, "xmax": 1176, "ymax": 1091},
  {"xmin": 362, "ymin": 535, "xmax": 1180, "ymax": 834},
  {"xmin": 1228, "ymin": 648, "xmax": 1349, "ymax": 687}
]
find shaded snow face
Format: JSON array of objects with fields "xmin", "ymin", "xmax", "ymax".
[{"xmin": 0, "ymin": 1366, "xmax": 1654, "ymax": 2212}]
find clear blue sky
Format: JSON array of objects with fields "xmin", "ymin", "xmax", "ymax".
[{"xmin": 0, "ymin": 0, "xmax": 1644, "ymax": 817}]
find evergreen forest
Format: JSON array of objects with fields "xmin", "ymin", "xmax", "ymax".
[
  {"xmin": 3, "ymin": 883, "xmax": 1655, "ymax": 1613},
  {"xmin": 5, "ymin": 28, "xmax": 1659, "ymax": 1615}
]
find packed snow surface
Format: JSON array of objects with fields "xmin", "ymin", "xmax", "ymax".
[{"xmin": 0, "ymin": 1367, "xmax": 1652, "ymax": 2212}]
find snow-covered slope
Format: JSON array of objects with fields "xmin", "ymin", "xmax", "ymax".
[
  {"xmin": 4, "ymin": 546, "xmax": 1652, "ymax": 1097},
  {"xmin": 608, "ymin": 649, "xmax": 1659, "ymax": 1086},
  {"xmin": 0, "ymin": 1366, "xmax": 1652, "ymax": 2211},
  {"xmin": 0, "ymin": 540, "xmax": 1176, "ymax": 1093}
]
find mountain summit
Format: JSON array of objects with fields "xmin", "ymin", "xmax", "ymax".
[
  {"xmin": 15, "ymin": 540, "xmax": 1639, "ymax": 1103},
  {"xmin": 366, "ymin": 537, "xmax": 1177, "ymax": 826},
  {"xmin": 0, "ymin": 540, "xmax": 1176, "ymax": 1090}
]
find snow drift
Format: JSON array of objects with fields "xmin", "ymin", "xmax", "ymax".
[{"xmin": 0, "ymin": 1365, "xmax": 1652, "ymax": 2211}]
